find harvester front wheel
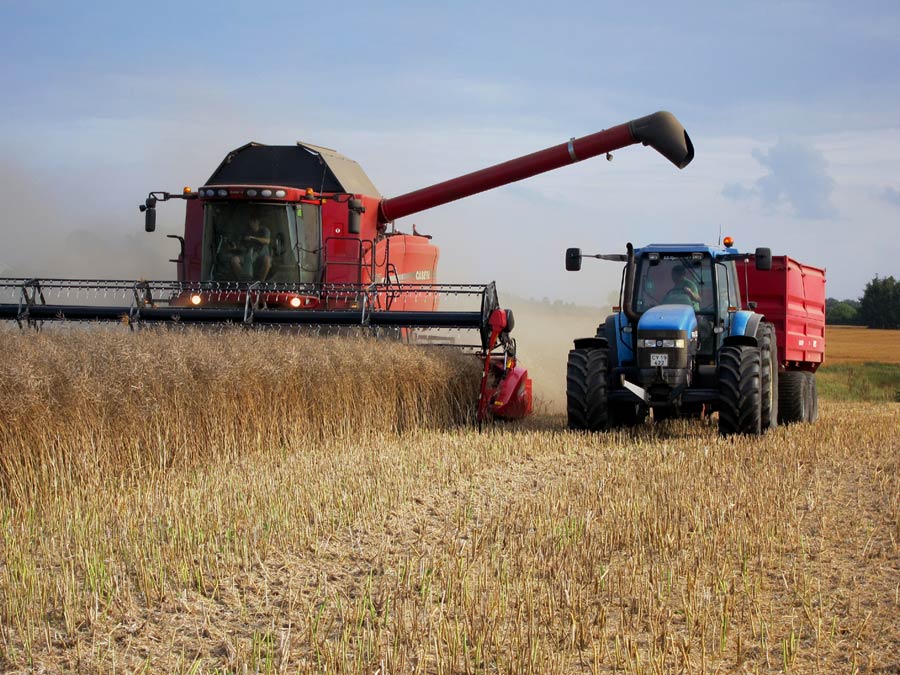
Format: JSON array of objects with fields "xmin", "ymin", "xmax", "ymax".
[
  {"xmin": 759, "ymin": 323, "xmax": 779, "ymax": 431},
  {"xmin": 567, "ymin": 348, "xmax": 609, "ymax": 431},
  {"xmin": 777, "ymin": 371, "xmax": 807, "ymax": 424},
  {"xmin": 717, "ymin": 345, "xmax": 763, "ymax": 436}
]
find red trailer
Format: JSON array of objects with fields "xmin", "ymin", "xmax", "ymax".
[{"xmin": 738, "ymin": 255, "xmax": 826, "ymax": 422}]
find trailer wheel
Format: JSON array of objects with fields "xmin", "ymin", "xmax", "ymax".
[
  {"xmin": 777, "ymin": 371, "xmax": 807, "ymax": 424},
  {"xmin": 567, "ymin": 348, "xmax": 609, "ymax": 431},
  {"xmin": 717, "ymin": 345, "xmax": 763, "ymax": 436},
  {"xmin": 804, "ymin": 371, "xmax": 818, "ymax": 423},
  {"xmin": 759, "ymin": 323, "xmax": 779, "ymax": 431}
]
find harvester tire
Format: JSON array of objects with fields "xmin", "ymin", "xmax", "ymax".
[
  {"xmin": 567, "ymin": 348, "xmax": 609, "ymax": 431},
  {"xmin": 804, "ymin": 371, "xmax": 818, "ymax": 423},
  {"xmin": 717, "ymin": 345, "xmax": 763, "ymax": 436},
  {"xmin": 759, "ymin": 322, "xmax": 778, "ymax": 431},
  {"xmin": 777, "ymin": 370, "xmax": 807, "ymax": 424}
]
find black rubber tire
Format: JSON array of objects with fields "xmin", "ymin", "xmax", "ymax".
[
  {"xmin": 717, "ymin": 345, "xmax": 763, "ymax": 436},
  {"xmin": 778, "ymin": 370, "xmax": 807, "ymax": 424},
  {"xmin": 567, "ymin": 348, "xmax": 610, "ymax": 431},
  {"xmin": 758, "ymin": 323, "xmax": 779, "ymax": 431},
  {"xmin": 804, "ymin": 371, "xmax": 818, "ymax": 423}
]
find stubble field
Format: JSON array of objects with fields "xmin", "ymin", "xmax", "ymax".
[{"xmin": 0, "ymin": 326, "xmax": 898, "ymax": 674}]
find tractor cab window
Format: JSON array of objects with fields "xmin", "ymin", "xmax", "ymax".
[
  {"xmin": 716, "ymin": 261, "xmax": 742, "ymax": 313},
  {"xmin": 633, "ymin": 254, "xmax": 713, "ymax": 314},
  {"xmin": 201, "ymin": 202, "xmax": 321, "ymax": 283}
]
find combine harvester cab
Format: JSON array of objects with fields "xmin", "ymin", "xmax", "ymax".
[
  {"xmin": 565, "ymin": 237, "xmax": 825, "ymax": 435},
  {"xmin": 2, "ymin": 111, "xmax": 696, "ymax": 421}
]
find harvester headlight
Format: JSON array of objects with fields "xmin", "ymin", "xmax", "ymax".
[
  {"xmin": 216, "ymin": 189, "xmax": 228, "ymax": 197},
  {"xmin": 246, "ymin": 189, "xmax": 258, "ymax": 197},
  {"xmin": 275, "ymin": 189, "xmax": 286, "ymax": 198},
  {"xmin": 289, "ymin": 297, "xmax": 302, "ymax": 308},
  {"xmin": 261, "ymin": 189, "xmax": 273, "ymax": 197},
  {"xmin": 190, "ymin": 294, "xmax": 202, "ymax": 305}
]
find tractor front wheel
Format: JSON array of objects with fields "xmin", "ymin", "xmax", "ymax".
[
  {"xmin": 717, "ymin": 345, "xmax": 763, "ymax": 436},
  {"xmin": 567, "ymin": 348, "xmax": 610, "ymax": 431}
]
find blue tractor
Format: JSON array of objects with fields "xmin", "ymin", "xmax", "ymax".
[{"xmin": 565, "ymin": 239, "xmax": 776, "ymax": 436}]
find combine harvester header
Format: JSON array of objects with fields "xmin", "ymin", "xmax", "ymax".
[{"xmin": 0, "ymin": 112, "xmax": 694, "ymax": 421}]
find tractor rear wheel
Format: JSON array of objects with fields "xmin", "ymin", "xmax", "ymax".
[
  {"xmin": 777, "ymin": 370, "xmax": 807, "ymax": 424},
  {"xmin": 717, "ymin": 345, "xmax": 763, "ymax": 436},
  {"xmin": 759, "ymin": 323, "xmax": 779, "ymax": 431},
  {"xmin": 567, "ymin": 348, "xmax": 609, "ymax": 431},
  {"xmin": 804, "ymin": 371, "xmax": 818, "ymax": 422}
]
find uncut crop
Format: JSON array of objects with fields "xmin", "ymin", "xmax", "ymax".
[{"xmin": 1, "ymin": 327, "xmax": 898, "ymax": 674}]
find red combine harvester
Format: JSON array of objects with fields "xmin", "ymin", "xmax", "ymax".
[{"xmin": 0, "ymin": 111, "xmax": 694, "ymax": 421}]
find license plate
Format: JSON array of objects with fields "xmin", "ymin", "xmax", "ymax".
[{"xmin": 650, "ymin": 353, "xmax": 668, "ymax": 367}]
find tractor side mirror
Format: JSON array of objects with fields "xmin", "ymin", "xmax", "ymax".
[
  {"xmin": 565, "ymin": 248, "xmax": 582, "ymax": 271},
  {"xmin": 348, "ymin": 198, "xmax": 365, "ymax": 235},
  {"xmin": 755, "ymin": 247, "xmax": 772, "ymax": 271},
  {"xmin": 140, "ymin": 197, "xmax": 157, "ymax": 233}
]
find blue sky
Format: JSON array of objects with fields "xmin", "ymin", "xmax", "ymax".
[{"xmin": 1, "ymin": 0, "xmax": 898, "ymax": 304}]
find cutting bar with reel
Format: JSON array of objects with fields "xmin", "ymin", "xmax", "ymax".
[{"xmin": 0, "ymin": 277, "xmax": 531, "ymax": 420}]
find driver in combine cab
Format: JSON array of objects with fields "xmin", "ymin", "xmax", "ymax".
[
  {"xmin": 663, "ymin": 264, "xmax": 701, "ymax": 310},
  {"xmin": 230, "ymin": 218, "xmax": 272, "ymax": 281}
]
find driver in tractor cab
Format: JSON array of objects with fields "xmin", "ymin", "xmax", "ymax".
[
  {"xmin": 663, "ymin": 264, "xmax": 701, "ymax": 310},
  {"xmin": 230, "ymin": 218, "xmax": 272, "ymax": 281}
]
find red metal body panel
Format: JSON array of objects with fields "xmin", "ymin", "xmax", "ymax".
[
  {"xmin": 738, "ymin": 256, "xmax": 826, "ymax": 371},
  {"xmin": 183, "ymin": 199, "xmax": 204, "ymax": 282},
  {"xmin": 379, "ymin": 124, "xmax": 637, "ymax": 222}
]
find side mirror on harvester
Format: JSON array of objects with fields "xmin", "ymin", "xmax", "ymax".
[
  {"xmin": 755, "ymin": 247, "xmax": 772, "ymax": 271},
  {"xmin": 140, "ymin": 196, "xmax": 157, "ymax": 233},
  {"xmin": 565, "ymin": 248, "xmax": 582, "ymax": 271}
]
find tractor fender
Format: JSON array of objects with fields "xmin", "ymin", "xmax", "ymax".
[
  {"xmin": 573, "ymin": 336, "xmax": 608, "ymax": 350},
  {"xmin": 724, "ymin": 311, "xmax": 763, "ymax": 347}
]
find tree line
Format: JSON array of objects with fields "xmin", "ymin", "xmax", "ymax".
[{"xmin": 827, "ymin": 275, "xmax": 900, "ymax": 329}]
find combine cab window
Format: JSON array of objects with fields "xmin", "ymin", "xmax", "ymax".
[{"xmin": 201, "ymin": 202, "xmax": 321, "ymax": 283}]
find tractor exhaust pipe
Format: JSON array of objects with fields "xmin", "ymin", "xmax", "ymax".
[
  {"xmin": 622, "ymin": 242, "xmax": 640, "ymax": 324},
  {"xmin": 378, "ymin": 111, "xmax": 694, "ymax": 223}
]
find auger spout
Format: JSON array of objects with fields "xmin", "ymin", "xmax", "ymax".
[{"xmin": 378, "ymin": 111, "xmax": 693, "ymax": 223}]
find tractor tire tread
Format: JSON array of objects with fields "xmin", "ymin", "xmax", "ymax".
[
  {"xmin": 718, "ymin": 345, "xmax": 763, "ymax": 436},
  {"xmin": 566, "ymin": 348, "xmax": 609, "ymax": 431}
]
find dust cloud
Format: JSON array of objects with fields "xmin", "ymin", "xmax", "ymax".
[
  {"xmin": 503, "ymin": 293, "xmax": 618, "ymax": 414},
  {"xmin": 0, "ymin": 163, "xmax": 176, "ymax": 280}
]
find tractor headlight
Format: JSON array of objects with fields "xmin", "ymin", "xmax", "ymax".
[{"xmin": 640, "ymin": 338, "xmax": 685, "ymax": 348}]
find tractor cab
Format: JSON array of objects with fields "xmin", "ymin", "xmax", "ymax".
[{"xmin": 631, "ymin": 245, "xmax": 744, "ymax": 360}]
